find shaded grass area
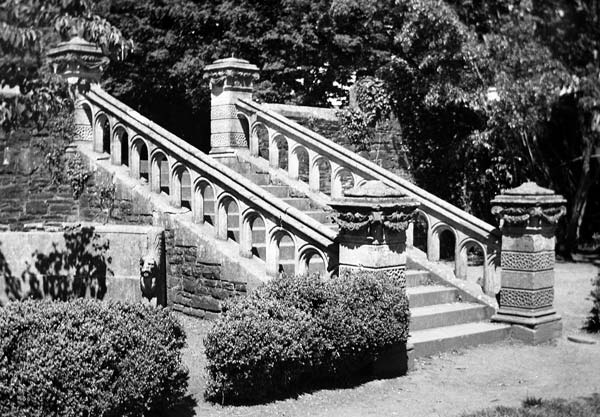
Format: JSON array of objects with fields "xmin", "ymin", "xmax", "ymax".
[{"xmin": 461, "ymin": 394, "xmax": 600, "ymax": 417}]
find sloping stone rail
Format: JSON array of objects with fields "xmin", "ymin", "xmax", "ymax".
[
  {"xmin": 235, "ymin": 98, "xmax": 501, "ymax": 295},
  {"xmin": 77, "ymin": 86, "xmax": 338, "ymax": 277}
]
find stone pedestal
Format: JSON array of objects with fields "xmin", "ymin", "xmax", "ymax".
[
  {"xmin": 330, "ymin": 181, "xmax": 420, "ymax": 372},
  {"xmin": 203, "ymin": 57, "xmax": 259, "ymax": 156},
  {"xmin": 490, "ymin": 182, "xmax": 567, "ymax": 344}
]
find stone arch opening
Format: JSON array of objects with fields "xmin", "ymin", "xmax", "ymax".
[
  {"xmin": 439, "ymin": 228, "xmax": 456, "ymax": 262},
  {"xmin": 244, "ymin": 211, "xmax": 266, "ymax": 260},
  {"xmin": 238, "ymin": 113, "xmax": 250, "ymax": 148},
  {"xmin": 113, "ymin": 126, "xmax": 129, "ymax": 166},
  {"xmin": 194, "ymin": 180, "xmax": 215, "ymax": 225},
  {"xmin": 316, "ymin": 158, "xmax": 331, "ymax": 195},
  {"xmin": 294, "ymin": 146, "xmax": 309, "ymax": 183},
  {"xmin": 273, "ymin": 134, "xmax": 288, "ymax": 171},
  {"xmin": 299, "ymin": 247, "xmax": 326, "ymax": 276},
  {"xmin": 151, "ymin": 152, "xmax": 169, "ymax": 195},
  {"xmin": 413, "ymin": 211, "xmax": 429, "ymax": 253},
  {"xmin": 173, "ymin": 165, "xmax": 191, "ymax": 209},
  {"xmin": 332, "ymin": 168, "xmax": 355, "ymax": 197},
  {"xmin": 459, "ymin": 240, "xmax": 485, "ymax": 289},
  {"xmin": 132, "ymin": 139, "xmax": 149, "ymax": 181},
  {"xmin": 94, "ymin": 113, "xmax": 110, "ymax": 154},
  {"xmin": 270, "ymin": 230, "xmax": 296, "ymax": 276},
  {"xmin": 218, "ymin": 195, "xmax": 240, "ymax": 242},
  {"xmin": 254, "ymin": 123, "xmax": 269, "ymax": 161}
]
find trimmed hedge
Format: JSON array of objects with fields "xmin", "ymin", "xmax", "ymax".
[
  {"xmin": 204, "ymin": 271, "xmax": 410, "ymax": 404},
  {"xmin": 0, "ymin": 300, "xmax": 188, "ymax": 417}
]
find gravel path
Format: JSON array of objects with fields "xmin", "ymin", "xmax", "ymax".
[{"xmin": 174, "ymin": 261, "xmax": 600, "ymax": 417}]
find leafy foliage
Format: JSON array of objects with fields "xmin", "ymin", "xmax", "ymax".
[
  {"xmin": 65, "ymin": 152, "xmax": 91, "ymax": 199},
  {"xmin": 0, "ymin": 299, "xmax": 188, "ymax": 417},
  {"xmin": 460, "ymin": 394, "xmax": 600, "ymax": 417},
  {"xmin": 584, "ymin": 267, "xmax": 600, "ymax": 332},
  {"xmin": 204, "ymin": 271, "xmax": 410, "ymax": 404}
]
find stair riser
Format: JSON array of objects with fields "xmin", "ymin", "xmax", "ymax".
[
  {"xmin": 283, "ymin": 198, "xmax": 313, "ymax": 210},
  {"xmin": 261, "ymin": 186, "xmax": 290, "ymax": 198},
  {"xmin": 409, "ymin": 289, "xmax": 458, "ymax": 308},
  {"xmin": 411, "ymin": 307, "xmax": 489, "ymax": 331},
  {"xmin": 406, "ymin": 272, "xmax": 432, "ymax": 287},
  {"xmin": 411, "ymin": 327, "xmax": 511, "ymax": 358}
]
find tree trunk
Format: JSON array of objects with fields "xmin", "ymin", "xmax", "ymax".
[{"xmin": 564, "ymin": 138, "xmax": 599, "ymax": 257}]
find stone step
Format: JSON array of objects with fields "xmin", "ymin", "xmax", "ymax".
[
  {"xmin": 282, "ymin": 198, "xmax": 313, "ymax": 211},
  {"xmin": 410, "ymin": 303, "xmax": 489, "ymax": 331},
  {"xmin": 245, "ymin": 173, "xmax": 271, "ymax": 185},
  {"xmin": 407, "ymin": 285, "xmax": 458, "ymax": 308},
  {"xmin": 261, "ymin": 185, "xmax": 290, "ymax": 198},
  {"xmin": 405, "ymin": 270, "xmax": 432, "ymax": 287},
  {"xmin": 409, "ymin": 322, "xmax": 512, "ymax": 358},
  {"xmin": 303, "ymin": 210, "xmax": 331, "ymax": 223}
]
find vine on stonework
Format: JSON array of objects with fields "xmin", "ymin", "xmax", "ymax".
[
  {"xmin": 96, "ymin": 183, "xmax": 116, "ymax": 224},
  {"xmin": 33, "ymin": 110, "xmax": 75, "ymax": 185},
  {"xmin": 65, "ymin": 153, "xmax": 91, "ymax": 199}
]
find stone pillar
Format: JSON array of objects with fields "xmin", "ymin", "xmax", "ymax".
[
  {"xmin": 329, "ymin": 180, "xmax": 419, "ymax": 284},
  {"xmin": 47, "ymin": 36, "xmax": 109, "ymax": 141},
  {"xmin": 490, "ymin": 182, "xmax": 567, "ymax": 344},
  {"xmin": 203, "ymin": 57, "xmax": 259, "ymax": 156}
]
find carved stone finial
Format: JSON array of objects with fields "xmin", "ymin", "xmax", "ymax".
[
  {"xmin": 203, "ymin": 57, "xmax": 260, "ymax": 90},
  {"xmin": 329, "ymin": 180, "xmax": 419, "ymax": 234},
  {"xmin": 47, "ymin": 36, "xmax": 109, "ymax": 86},
  {"xmin": 490, "ymin": 182, "xmax": 566, "ymax": 228}
]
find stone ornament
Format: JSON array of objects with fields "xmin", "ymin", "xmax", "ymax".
[
  {"xmin": 330, "ymin": 180, "xmax": 419, "ymax": 236},
  {"xmin": 139, "ymin": 254, "xmax": 158, "ymax": 301},
  {"xmin": 203, "ymin": 57, "xmax": 260, "ymax": 90},
  {"xmin": 490, "ymin": 182, "xmax": 567, "ymax": 227}
]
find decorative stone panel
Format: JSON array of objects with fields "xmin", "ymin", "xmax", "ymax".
[
  {"xmin": 340, "ymin": 265, "xmax": 407, "ymax": 287},
  {"xmin": 501, "ymin": 251, "xmax": 554, "ymax": 272},
  {"xmin": 499, "ymin": 287, "xmax": 554, "ymax": 310},
  {"xmin": 211, "ymin": 104, "xmax": 239, "ymax": 120}
]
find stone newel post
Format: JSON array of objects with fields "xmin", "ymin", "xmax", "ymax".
[
  {"xmin": 47, "ymin": 36, "xmax": 109, "ymax": 141},
  {"xmin": 490, "ymin": 182, "xmax": 567, "ymax": 344},
  {"xmin": 329, "ymin": 180, "xmax": 419, "ymax": 281},
  {"xmin": 203, "ymin": 57, "xmax": 259, "ymax": 156}
]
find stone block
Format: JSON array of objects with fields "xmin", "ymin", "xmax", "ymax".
[
  {"xmin": 182, "ymin": 277, "xmax": 198, "ymax": 293},
  {"xmin": 189, "ymin": 295, "xmax": 221, "ymax": 312},
  {"xmin": 511, "ymin": 319, "xmax": 562, "ymax": 345},
  {"xmin": 501, "ymin": 250, "xmax": 554, "ymax": 271},
  {"xmin": 501, "ymin": 270, "xmax": 554, "ymax": 290},
  {"xmin": 25, "ymin": 201, "xmax": 48, "ymax": 215},
  {"xmin": 499, "ymin": 287, "xmax": 554, "ymax": 311},
  {"xmin": 501, "ymin": 234, "xmax": 555, "ymax": 252}
]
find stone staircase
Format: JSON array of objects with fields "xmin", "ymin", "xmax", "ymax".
[
  {"xmin": 406, "ymin": 269, "xmax": 511, "ymax": 357},
  {"xmin": 217, "ymin": 156, "xmax": 511, "ymax": 358}
]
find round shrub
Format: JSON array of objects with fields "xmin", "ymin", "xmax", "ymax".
[
  {"xmin": 204, "ymin": 271, "xmax": 410, "ymax": 404},
  {"xmin": 0, "ymin": 300, "xmax": 188, "ymax": 417}
]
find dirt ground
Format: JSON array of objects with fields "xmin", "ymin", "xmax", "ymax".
[{"xmin": 175, "ymin": 260, "xmax": 600, "ymax": 417}]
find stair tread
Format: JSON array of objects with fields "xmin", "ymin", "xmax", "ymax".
[
  {"xmin": 409, "ymin": 321, "xmax": 511, "ymax": 344},
  {"xmin": 411, "ymin": 302, "xmax": 485, "ymax": 316},
  {"xmin": 406, "ymin": 285, "xmax": 455, "ymax": 296}
]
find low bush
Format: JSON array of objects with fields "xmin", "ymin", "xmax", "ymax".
[
  {"xmin": 0, "ymin": 299, "xmax": 188, "ymax": 417},
  {"xmin": 204, "ymin": 271, "xmax": 410, "ymax": 404},
  {"xmin": 461, "ymin": 395, "xmax": 600, "ymax": 417},
  {"xmin": 584, "ymin": 268, "xmax": 600, "ymax": 332}
]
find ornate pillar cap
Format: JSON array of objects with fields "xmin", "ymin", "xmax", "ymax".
[
  {"xmin": 491, "ymin": 182, "xmax": 566, "ymax": 227},
  {"xmin": 47, "ymin": 36, "xmax": 109, "ymax": 85},
  {"xmin": 329, "ymin": 180, "xmax": 419, "ymax": 233},
  {"xmin": 203, "ymin": 57, "xmax": 259, "ymax": 88}
]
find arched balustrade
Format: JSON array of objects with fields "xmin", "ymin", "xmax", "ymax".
[
  {"xmin": 309, "ymin": 157, "xmax": 332, "ymax": 195},
  {"xmin": 298, "ymin": 246, "xmax": 326, "ymax": 276},
  {"xmin": 94, "ymin": 113, "xmax": 110, "ymax": 154},
  {"xmin": 216, "ymin": 194, "xmax": 240, "ymax": 242},
  {"xmin": 289, "ymin": 145, "xmax": 309, "ymax": 182},
  {"xmin": 131, "ymin": 138, "xmax": 149, "ymax": 181},
  {"xmin": 240, "ymin": 210, "xmax": 267, "ymax": 260},
  {"xmin": 112, "ymin": 125, "xmax": 129, "ymax": 166},
  {"xmin": 151, "ymin": 151, "xmax": 170, "ymax": 195},
  {"xmin": 251, "ymin": 122, "xmax": 269, "ymax": 161},
  {"xmin": 331, "ymin": 168, "xmax": 355, "ymax": 198},
  {"xmin": 271, "ymin": 134, "xmax": 288, "ymax": 170},
  {"xmin": 457, "ymin": 239, "xmax": 486, "ymax": 289},
  {"xmin": 171, "ymin": 164, "xmax": 191, "ymax": 209},
  {"xmin": 267, "ymin": 229, "xmax": 296, "ymax": 277},
  {"xmin": 193, "ymin": 179, "xmax": 215, "ymax": 224}
]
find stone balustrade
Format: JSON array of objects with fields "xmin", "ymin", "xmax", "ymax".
[
  {"xmin": 234, "ymin": 97, "xmax": 501, "ymax": 296},
  {"xmin": 76, "ymin": 86, "xmax": 338, "ymax": 278}
]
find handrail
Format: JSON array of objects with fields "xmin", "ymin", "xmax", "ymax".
[
  {"xmin": 237, "ymin": 98, "xmax": 500, "ymax": 242},
  {"xmin": 85, "ymin": 86, "xmax": 337, "ymax": 247}
]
